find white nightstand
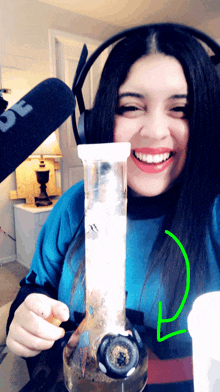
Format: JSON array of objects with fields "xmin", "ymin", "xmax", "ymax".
[{"xmin": 14, "ymin": 202, "xmax": 56, "ymax": 269}]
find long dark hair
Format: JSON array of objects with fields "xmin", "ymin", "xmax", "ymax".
[{"xmin": 71, "ymin": 24, "xmax": 220, "ymax": 329}]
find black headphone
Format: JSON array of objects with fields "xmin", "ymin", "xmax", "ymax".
[{"xmin": 71, "ymin": 23, "xmax": 220, "ymax": 145}]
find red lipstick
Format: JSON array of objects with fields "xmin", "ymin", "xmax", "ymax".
[
  {"xmin": 135, "ymin": 147, "xmax": 172, "ymax": 154},
  {"xmin": 131, "ymin": 148, "xmax": 174, "ymax": 174}
]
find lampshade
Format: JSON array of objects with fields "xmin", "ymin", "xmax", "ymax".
[{"xmin": 30, "ymin": 132, "xmax": 63, "ymax": 158}]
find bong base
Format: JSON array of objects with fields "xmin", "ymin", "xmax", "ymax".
[
  {"xmin": 63, "ymin": 357, "xmax": 148, "ymax": 392},
  {"xmin": 64, "ymin": 372, "xmax": 148, "ymax": 392}
]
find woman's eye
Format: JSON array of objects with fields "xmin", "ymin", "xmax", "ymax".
[
  {"xmin": 115, "ymin": 106, "xmax": 143, "ymax": 117},
  {"xmin": 170, "ymin": 105, "xmax": 189, "ymax": 118}
]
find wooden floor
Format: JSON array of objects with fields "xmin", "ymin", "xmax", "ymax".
[{"xmin": 0, "ymin": 261, "xmax": 28, "ymax": 307}]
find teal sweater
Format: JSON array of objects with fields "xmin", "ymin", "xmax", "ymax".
[{"xmin": 7, "ymin": 180, "xmax": 220, "ymax": 391}]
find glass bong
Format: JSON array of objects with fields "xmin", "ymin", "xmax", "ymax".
[{"xmin": 63, "ymin": 142, "xmax": 148, "ymax": 392}]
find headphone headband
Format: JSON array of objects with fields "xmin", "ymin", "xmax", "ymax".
[
  {"xmin": 72, "ymin": 23, "xmax": 220, "ymax": 145},
  {"xmin": 73, "ymin": 24, "xmax": 220, "ymax": 96}
]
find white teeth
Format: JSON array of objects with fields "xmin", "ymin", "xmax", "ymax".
[
  {"xmin": 153, "ymin": 154, "xmax": 160, "ymax": 163},
  {"xmin": 147, "ymin": 155, "xmax": 153, "ymax": 163},
  {"xmin": 134, "ymin": 151, "xmax": 172, "ymax": 164}
]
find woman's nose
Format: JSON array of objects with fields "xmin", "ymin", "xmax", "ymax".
[{"xmin": 139, "ymin": 112, "xmax": 170, "ymax": 140}]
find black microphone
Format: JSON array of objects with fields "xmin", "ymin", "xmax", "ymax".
[{"xmin": 0, "ymin": 78, "xmax": 76, "ymax": 183}]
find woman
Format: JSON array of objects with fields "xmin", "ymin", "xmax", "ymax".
[{"xmin": 6, "ymin": 23, "xmax": 220, "ymax": 391}]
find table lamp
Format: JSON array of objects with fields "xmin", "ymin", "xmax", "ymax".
[{"xmin": 29, "ymin": 132, "xmax": 62, "ymax": 207}]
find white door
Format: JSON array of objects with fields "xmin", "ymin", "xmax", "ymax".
[{"xmin": 49, "ymin": 30, "xmax": 109, "ymax": 193}]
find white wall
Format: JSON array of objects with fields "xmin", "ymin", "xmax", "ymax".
[{"xmin": 0, "ymin": 0, "xmax": 118, "ymax": 264}]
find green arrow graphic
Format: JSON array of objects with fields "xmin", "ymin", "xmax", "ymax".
[{"xmin": 157, "ymin": 230, "xmax": 190, "ymax": 342}]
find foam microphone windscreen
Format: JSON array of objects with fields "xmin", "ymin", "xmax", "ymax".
[{"xmin": 0, "ymin": 78, "xmax": 76, "ymax": 183}]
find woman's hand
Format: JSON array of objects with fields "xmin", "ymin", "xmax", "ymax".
[{"xmin": 6, "ymin": 293, "xmax": 69, "ymax": 357}]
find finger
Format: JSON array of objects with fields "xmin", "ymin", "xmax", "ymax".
[
  {"xmin": 9, "ymin": 324, "xmax": 55, "ymax": 352},
  {"xmin": 15, "ymin": 308, "xmax": 65, "ymax": 341},
  {"xmin": 6, "ymin": 336, "xmax": 41, "ymax": 358},
  {"xmin": 25, "ymin": 294, "xmax": 69, "ymax": 323},
  {"xmin": 24, "ymin": 294, "xmax": 54, "ymax": 319},
  {"xmin": 50, "ymin": 301, "xmax": 69, "ymax": 323}
]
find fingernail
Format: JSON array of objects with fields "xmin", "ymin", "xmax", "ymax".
[{"xmin": 61, "ymin": 308, "xmax": 69, "ymax": 319}]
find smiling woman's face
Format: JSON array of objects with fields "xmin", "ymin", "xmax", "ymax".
[{"xmin": 114, "ymin": 54, "xmax": 189, "ymax": 197}]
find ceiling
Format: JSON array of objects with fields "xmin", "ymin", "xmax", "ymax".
[{"xmin": 37, "ymin": 0, "xmax": 220, "ymax": 37}]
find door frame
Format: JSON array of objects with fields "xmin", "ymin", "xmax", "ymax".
[{"xmin": 48, "ymin": 29, "xmax": 105, "ymax": 193}]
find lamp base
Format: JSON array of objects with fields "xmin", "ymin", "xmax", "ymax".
[
  {"xmin": 35, "ymin": 197, "xmax": 52, "ymax": 207},
  {"xmin": 35, "ymin": 169, "xmax": 53, "ymax": 207}
]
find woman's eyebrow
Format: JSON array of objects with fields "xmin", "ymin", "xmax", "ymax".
[
  {"xmin": 118, "ymin": 93, "xmax": 188, "ymax": 100},
  {"xmin": 169, "ymin": 94, "xmax": 188, "ymax": 100},
  {"xmin": 118, "ymin": 92, "xmax": 145, "ymax": 99}
]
